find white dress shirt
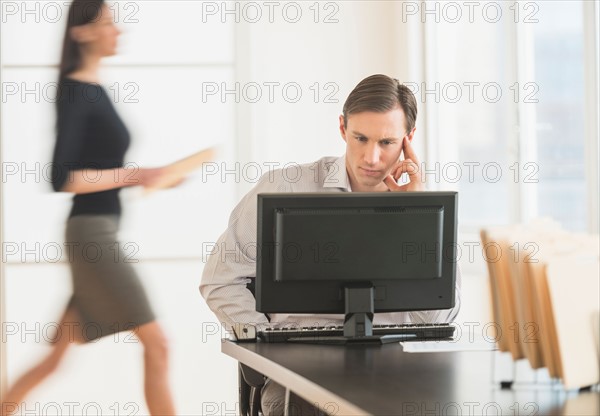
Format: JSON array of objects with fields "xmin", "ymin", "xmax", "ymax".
[{"xmin": 200, "ymin": 155, "xmax": 462, "ymax": 330}]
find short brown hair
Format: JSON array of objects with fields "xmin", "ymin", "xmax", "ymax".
[{"xmin": 342, "ymin": 74, "xmax": 417, "ymax": 134}]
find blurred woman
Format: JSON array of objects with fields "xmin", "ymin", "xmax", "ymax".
[{"xmin": 1, "ymin": 1, "xmax": 176, "ymax": 414}]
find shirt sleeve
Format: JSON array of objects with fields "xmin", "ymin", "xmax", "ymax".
[
  {"xmin": 51, "ymin": 93, "xmax": 88, "ymax": 192},
  {"xmin": 200, "ymin": 170, "xmax": 291, "ymax": 330}
]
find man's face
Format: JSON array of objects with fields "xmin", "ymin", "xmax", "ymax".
[{"xmin": 339, "ymin": 108, "xmax": 414, "ymax": 192}]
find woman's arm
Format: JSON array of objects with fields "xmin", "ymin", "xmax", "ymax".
[{"xmin": 59, "ymin": 166, "xmax": 164, "ymax": 194}]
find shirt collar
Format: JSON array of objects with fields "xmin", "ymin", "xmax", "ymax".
[{"xmin": 323, "ymin": 154, "xmax": 352, "ymax": 192}]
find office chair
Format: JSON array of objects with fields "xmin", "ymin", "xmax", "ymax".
[
  {"xmin": 239, "ymin": 363, "xmax": 265, "ymax": 416},
  {"xmin": 239, "ymin": 280, "xmax": 265, "ymax": 416}
]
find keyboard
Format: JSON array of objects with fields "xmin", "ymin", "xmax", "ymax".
[{"xmin": 258, "ymin": 323, "xmax": 455, "ymax": 343}]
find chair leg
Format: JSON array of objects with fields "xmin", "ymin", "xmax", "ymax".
[
  {"xmin": 250, "ymin": 386, "xmax": 262, "ymax": 416},
  {"xmin": 239, "ymin": 365, "xmax": 251, "ymax": 416}
]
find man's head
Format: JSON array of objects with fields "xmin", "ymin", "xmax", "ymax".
[{"xmin": 339, "ymin": 74, "xmax": 418, "ymax": 192}]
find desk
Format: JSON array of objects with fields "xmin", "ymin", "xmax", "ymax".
[{"xmin": 222, "ymin": 340, "xmax": 600, "ymax": 415}]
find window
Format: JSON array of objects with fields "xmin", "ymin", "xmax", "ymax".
[
  {"xmin": 532, "ymin": 2, "xmax": 587, "ymax": 231},
  {"xmin": 426, "ymin": 0, "xmax": 596, "ymax": 232}
]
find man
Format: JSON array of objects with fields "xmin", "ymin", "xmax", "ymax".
[{"xmin": 200, "ymin": 74, "xmax": 461, "ymax": 415}]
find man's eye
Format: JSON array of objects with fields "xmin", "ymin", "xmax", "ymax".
[
  {"xmin": 356, "ymin": 136, "xmax": 367, "ymax": 142},
  {"xmin": 381, "ymin": 140, "xmax": 393, "ymax": 146}
]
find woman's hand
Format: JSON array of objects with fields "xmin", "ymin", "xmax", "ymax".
[
  {"xmin": 138, "ymin": 167, "xmax": 185, "ymax": 191},
  {"xmin": 137, "ymin": 167, "xmax": 165, "ymax": 188}
]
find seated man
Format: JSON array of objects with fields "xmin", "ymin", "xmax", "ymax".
[{"xmin": 200, "ymin": 74, "xmax": 462, "ymax": 415}]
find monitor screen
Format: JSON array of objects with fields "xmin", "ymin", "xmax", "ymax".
[{"xmin": 256, "ymin": 192, "xmax": 458, "ymax": 315}]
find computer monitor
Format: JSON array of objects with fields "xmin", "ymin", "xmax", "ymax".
[{"xmin": 256, "ymin": 192, "xmax": 458, "ymax": 343}]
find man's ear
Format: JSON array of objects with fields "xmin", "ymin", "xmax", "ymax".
[
  {"xmin": 339, "ymin": 114, "xmax": 347, "ymax": 143},
  {"xmin": 70, "ymin": 25, "xmax": 96, "ymax": 43},
  {"xmin": 406, "ymin": 127, "xmax": 416, "ymax": 142}
]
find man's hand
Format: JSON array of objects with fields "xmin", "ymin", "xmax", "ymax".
[{"xmin": 383, "ymin": 136, "xmax": 425, "ymax": 192}]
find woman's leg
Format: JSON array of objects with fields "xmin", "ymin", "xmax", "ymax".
[
  {"xmin": 0, "ymin": 307, "xmax": 81, "ymax": 416},
  {"xmin": 135, "ymin": 321, "xmax": 175, "ymax": 415}
]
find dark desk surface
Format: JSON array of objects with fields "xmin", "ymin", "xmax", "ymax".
[{"xmin": 223, "ymin": 340, "xmax": 600, "ymax": 415}]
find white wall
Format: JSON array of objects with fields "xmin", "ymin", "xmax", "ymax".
[
  {"xmin": 234, "ymin": 1, "xmax": 423, "ymax": 194},
  {"xmin": 1, "ymin": 1, "xmax": 238, "ymax": 413}
]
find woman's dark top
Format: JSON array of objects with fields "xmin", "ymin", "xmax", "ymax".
[{"xmin": 51, "ymin": 78, "xmax": 131, "ymax": 218}]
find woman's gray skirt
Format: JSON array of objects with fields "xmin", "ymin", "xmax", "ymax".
[{"xmin": 65, "ymin": 214, "xmax": 155, "ymax": 342}]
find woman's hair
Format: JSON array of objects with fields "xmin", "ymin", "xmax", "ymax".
[
  {"xmin": 58, "ymin": 0, "xmax": 105, "ymax": 82},
  {"xmin": 342, "ymin": 74, "xmax": 418, "ymax": 134}
]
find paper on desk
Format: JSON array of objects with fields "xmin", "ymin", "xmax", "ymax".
[{"xmin": 400, "ymin": 333, "xmax": 497, "ymax": 353}]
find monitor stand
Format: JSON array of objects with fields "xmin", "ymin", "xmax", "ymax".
[{"xmin": 288, "ymin": 284, "xmax": 416, "ymax": 345}]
